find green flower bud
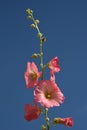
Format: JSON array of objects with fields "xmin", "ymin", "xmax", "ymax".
[
  {"xmin": 42, "ymin": 125, "xmax": 46, "ymax": 130},
  {"xmin": 31, "ymin": 53, "xmax": 38, "ymax": 58},
  {"xmin": 26, "ymin": 8, "xmax": 33, "ymax": 15},
  {"xmin": 27, "ymin": 15, "xmax": 32, "ymax": 20},
  {"xmin": 46, "ymin": 117, "xmax": 49, "ymax": 122},
  {"xmin": 45, "ymin": 108, "xmax": 48, "ymax": 111},
  {"xmin": 37, "ymin": 32, "xmax": 42, "ymax": 38},
  {"xmin": 30, "ymin": 24, "xmax": 36, "ymax": 28},
  {"xmin": 35, "ymin": 19, "xmax": 40, "ymax": 24},
  {"xmin": 41, "ymin": 37, "xmax": 46, "ymax": 42}
]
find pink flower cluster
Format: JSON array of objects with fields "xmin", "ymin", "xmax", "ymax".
[
  {"xmin": 24, "ymin": 56, "xmax": 74, "ymax": 128},
  {"xmin": 24, "ymin": 8, "xmax": 74, "ymax": 129},
  {"xmin": 24, "ymin": 57, "xmax": 64, "ymax": 119}
]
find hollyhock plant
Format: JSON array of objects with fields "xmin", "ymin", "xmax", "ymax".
[
  {"xmin": 53, "ymin": 117, "xmax": 74, "ymax": 127},
  {"xmin": 24, "ymin": 103, "xmax": 41, "ymax": 121},
  {"xmin": 24, "ymin": 62, "xmax": 42, "ymax": 88},
  {"xmin": 34, "ymin": 80, "xmax": 64, "ymax": 108},
  {"xmin": 48, "ymin": 57, "xmax": 60, "ymax": 73},
  {"xmin": 23, "ymin": 8, "xmax": 74, "ymax": 130}
]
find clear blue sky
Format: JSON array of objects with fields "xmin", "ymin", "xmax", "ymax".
[{"xmin": 0, "ymin": 0, "xmax": 87, "ymax": 130}]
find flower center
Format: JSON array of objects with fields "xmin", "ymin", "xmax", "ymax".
[
  {"xmin": 30, "ymin": 72, "xmax": 37, "ymax": 80},
  {"xmin": 45, "ymin": 93, "xmax": 51, "ymax": 99}
]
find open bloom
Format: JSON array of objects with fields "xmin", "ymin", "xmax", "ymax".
[
  {"xmin": 24, "ymin": 103, "xmax": 41, "ymax": 122},
  {"xmin": 53, "ymin": 117, "xmax": 74, "ymax": 127},
  {"xmin": 48, "ymin": 57, "xmax": 60, "ymax": 73},
  {"xmin": 24, "ymin": 62, "xmax": 42, "ymax": 88},
  {"xmin": 34, "ymin": 80, "xmax": 64, "ymax": 108}
]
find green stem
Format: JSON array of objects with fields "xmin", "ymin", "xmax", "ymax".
[
  {"xmin": 44, "ymin": 108, "xmax": 50, "ymax": 130},
  {"xmin": 31, "ymin": 15, "xmax": 40, "ymax": 34},
  {"xmin": 30, "ymin": 12, "xmax": 50, "ymax": 130},
  {"xmin": 40, "ymin": 42, "xmax": 44, "ymax": 80},
  {"xmin": 31, "ymin": 14, "xmax": 44, "ymax": 79}
]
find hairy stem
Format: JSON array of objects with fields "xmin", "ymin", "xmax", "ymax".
[
  {"xmin": 29, "ymin": 11, "xmax": 50, "ymax": 130},
  {"xmin": 31, "ymin": 13, "xmax": 44, "ymax": 79},
  {"xmin": 44, "ymin": 108, "xmax": 50, "ymax": 130}
]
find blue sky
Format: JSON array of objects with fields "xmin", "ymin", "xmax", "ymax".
[{"xmin": 0, "ymin": 0, "xmax": 87, "ymax": 130}]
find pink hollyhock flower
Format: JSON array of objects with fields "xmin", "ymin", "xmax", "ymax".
[
  {"xmin": 34, "ymin": 80, "xmax": 64, "ymax": 108},
  {"xmin": 48, "ymin": 57, "xmax": 60, "ymax": 73},
  {"xmin": 24, "ymin": 62, "xmax": 42, "ymax": 88},
  {"xmin": 53, "ymin": 117, "xmax": 74, "ymax": 127},
  {"xmin": 24, "ymin": 103, "xmax": 41, "ymax": 121}
]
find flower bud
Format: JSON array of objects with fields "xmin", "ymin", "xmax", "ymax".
[
  {"xmin": 42, "ymin": 125, "xmax": 46, "ymax": 130},
  {"xmin": 31, "ymin": 53, "xmax": 38, "ymax": 58},
  {"xmin": 35, "ymin": 19, "xmax": 40, "ymax": 24},
  {"xmin": 37, "ymin": 32, "xmax": 42, "ymax": 38},
  {"xmin": 41, "ymin": 37, "xmax": 46, "ymax": 42},
  {"xmin": 30, "ymin": 24, "xmax": 36, "ymax": 28},
  {"xmin": 27, "ymin": 15, "xmax": 32, "ymax": 20},
  {"xmin": 26, "ymin": 8, "xmax": 33, "ymax": 15},
  {"xmin": 46, "ymin": 117, "xmax": 49, "ymax": 122},
  {"xmin": 45, "ymin": 108, "xmax": 48, "ymax": 111}
]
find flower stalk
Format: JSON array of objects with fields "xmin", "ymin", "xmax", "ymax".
[
  {"xmin": 44, "ymin": 108, "xmax": 50, "ymax": 130},
  {"xmin": 26, "ymin": 9, "xmax": 50, "ymax": 129},
  {"xmin": 31, "ymin": 11, "xmax": 50, "ymax": 130}
]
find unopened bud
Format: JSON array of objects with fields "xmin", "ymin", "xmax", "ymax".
[
  {"xmin": 37, "ymin": 32, "xmax": 42, "ymax": 38},
  {"xmin": 35, "ymin": 19, "xmax": 40, "ymax": 24},
  {"xmin": 27, "ymin": 15, "xmax": 32, "ymax": 20},
  {"xmin": 42, "ymin": 125, "xmax": 46, "ymax": 130},
  {"xmin": 41, "ymin": 37, "xmax": 46, "ymax": 42},
  {"xmin": 45, "ymin": 108, "xmax": 48, "ymax": 111},
  {"xmin": 31, "ymin": 53, "xmax": 38, "ymax": 58},
  {"xmin": 30, "ymin": 24, "xmax": 36, "ymax": 28},
  {"xmin": 26, "ymin": 8, "xmax": 33, "ymax": 15},
  {"xmin": 46, "ymin": 117, "xmax": 49, "ymax": 122}
]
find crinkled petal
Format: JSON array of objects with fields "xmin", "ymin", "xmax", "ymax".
[{"xmin": 34, "ymin": 80, "xmax": 65, "ymax": 108}]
